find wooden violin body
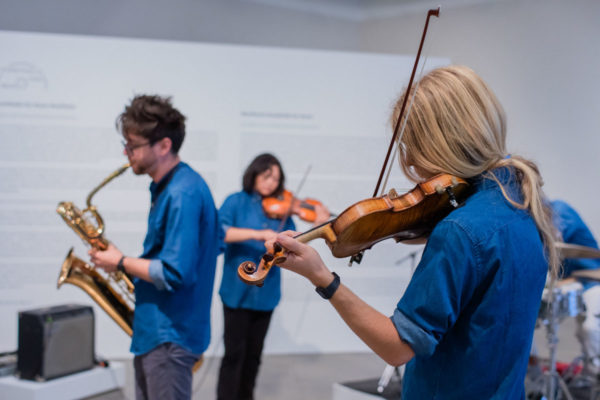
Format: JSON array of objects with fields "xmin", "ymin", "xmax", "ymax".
[{"xmin": 238, "ymin": 173, "xmax": 470, "ymax": 286}]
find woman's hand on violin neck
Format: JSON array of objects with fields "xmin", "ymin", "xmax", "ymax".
[{"xmin": 268, "ymin": 231, "xmax": 332, "ymax": 287}]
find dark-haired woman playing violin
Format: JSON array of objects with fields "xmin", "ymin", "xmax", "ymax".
[
  {"xmin": 267, "ymin": 66, "xmax": 559, "ymax": 399},
  {"xmin": 216, "ymin": 153, "xmax": 329, "ymax": 400}
]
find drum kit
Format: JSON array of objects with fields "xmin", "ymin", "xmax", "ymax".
[{"xmin": 527, "ymin": 242, "xmax": 600, "ymax": 400}]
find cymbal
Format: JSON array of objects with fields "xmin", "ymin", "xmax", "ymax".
[
  {"xmin": 555, "ymin": 242, "xmax": 600, "ymax": 259},
  {"xmin": 572, "ymin": 269, "xmax": 600, "ymax": 282}
]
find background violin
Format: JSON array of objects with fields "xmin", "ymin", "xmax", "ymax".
[
  {"xmin": 262, "ymin": 189, "xmax": 329, "ymax": 223},
  {"xmin": 240, "ymin": 174, "xmax": 470, "ymax": 286}
]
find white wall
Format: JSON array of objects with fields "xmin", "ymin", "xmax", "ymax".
[
  {"xmin": 361, "ymin": 0, "xmax": 600, "ymax": 235},
  {"xmin": 0, "ymin": 30, "xmax": 446, "ymax": 358}
]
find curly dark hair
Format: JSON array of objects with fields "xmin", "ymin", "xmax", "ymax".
[{"xmin": 116, "ymin": 94, "xmax": 186, "ymax": 154}]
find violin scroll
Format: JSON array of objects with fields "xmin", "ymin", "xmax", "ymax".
[{"xmin": 238, "ymin": 242, "xmax": 287, "ymax": 286}]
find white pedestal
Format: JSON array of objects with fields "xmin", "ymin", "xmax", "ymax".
[
  {"xmin": 0, "ymin": 362, "xmax": 125, "ymax": 400},
  {"xmin": 333, "ymin": 382, "xmax": 384, "ymax": 400},
  {"xmin": 332, "ymin": 376, "xmax": 402, "ymax": 400}
]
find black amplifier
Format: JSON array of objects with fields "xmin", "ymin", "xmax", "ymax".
[{"xmin": 17, "ymin": 304, "xmax": 95, "ymax": 381}]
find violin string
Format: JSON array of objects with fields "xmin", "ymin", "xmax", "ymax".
[{"xmin": 277, "ymin": 164, "xmax": 312, "ymax": 232}]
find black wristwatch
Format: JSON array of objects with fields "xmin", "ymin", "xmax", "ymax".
[
  {"xmin": 315, "ymin": 272, "xmax": 340, "ymax": 300},
  {"xmin": 117, "ymin": 256, "xmax": 126, "ymax": 273}
]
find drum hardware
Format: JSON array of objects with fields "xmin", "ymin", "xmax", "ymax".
[
  {"xmin": 530, "ymin": 279, "xmax": 589, "ymax": 400},
  {"xmin": 533, "ymin": 285, "xmax": 576, "ymax": 400},
  {"xmin": 377, "ymin": 364, "xmax": 403, "ymax": 394}
]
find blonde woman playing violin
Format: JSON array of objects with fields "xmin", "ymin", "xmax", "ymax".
[{"xmin": 268, "ymin": 66, "xmax": 558, "ymax": 399}]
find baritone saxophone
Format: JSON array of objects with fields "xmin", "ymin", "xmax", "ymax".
[{"xmin": 56, "ymin": 163, "xmax": 134, "ymax": 336}]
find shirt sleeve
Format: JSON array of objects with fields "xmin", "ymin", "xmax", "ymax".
[
  {"xmin": 552, "ymin": 200, "xmax": 600, "ymax": 273},
  {"xmin": 219, "ymin": 194, "xmax": 237, "ymax": 232},
  {"xmin": 152, "ymin": 190, "xmax": 203, "ymax": 291},
  {"xmin": 390, "ymin": 220, "xmax": 479, "ymax": 357},
  {"xmin": 284, "ymin": 215, "xmax": 296, "ymax": 232},
  {"xmin": 552, "ymin": 200, "xmax": 599, "ymax": 248}
]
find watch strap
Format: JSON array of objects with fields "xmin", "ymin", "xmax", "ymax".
[
  {"xmin": 315, "ymin": 272, "xmax": 340, "ymax": 300},
  {"xmin": 117, "ymin": 256, "xmax": 126, "ymax": 273}
]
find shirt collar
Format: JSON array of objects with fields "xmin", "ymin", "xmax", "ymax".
[
  {"xmin": 471, "ymin": 166, "xmax": 522, "ymax": 201},
  {"xmin": 150, "ymin": 162, "xmax": 183, "ymax": 203}
]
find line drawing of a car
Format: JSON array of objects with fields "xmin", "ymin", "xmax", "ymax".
[{"xmin": 0, "ymin": 62, "xmax": 48, "ymax": 90}]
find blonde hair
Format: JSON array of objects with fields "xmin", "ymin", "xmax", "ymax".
[{"xmin": 392, "ymin": 65, "xmax": 559, "ymax": 278}]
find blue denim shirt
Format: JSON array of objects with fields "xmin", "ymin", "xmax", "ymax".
[
  {"xmin": 131, "ymin": 162, "xmax": 219, "ymax": 356},
  {"xmin": 391, "ymin": 169, "xmax": 548, "ymax": 399},
  {"xmin": 551, "ymin": 199, "xmax": 600, "ymax": 287},
  {"xmin": 218, "ymin": 191, "xmax": 295, "ymax": 311}
]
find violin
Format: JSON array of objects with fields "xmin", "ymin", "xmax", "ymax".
[
  {"xmin": 239, "ymin": 174, "xmax": 470, "ymax": 286},
  {"xmin": 262, "ymin": 189, "xmax": 327, "ymax": 223}
]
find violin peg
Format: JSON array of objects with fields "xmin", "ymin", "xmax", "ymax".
[
  {"xmin": 262, "ymin": 253, "xmax": 274, "ymax": 262},
  {"xmin": 273, "ymin": 242, "xmax": 283, "ymax": 254},
  {"xmin": 388, "ymin": 188, "xmax": 399, "ymax": 199},
  {"xmin": 240, "ymin": 261, "xmax": 257, "ymax": 274}
]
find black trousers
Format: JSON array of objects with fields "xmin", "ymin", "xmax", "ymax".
[{"xmin": 216, "ymin": 305, "xmax": 273, "ymax": 400}]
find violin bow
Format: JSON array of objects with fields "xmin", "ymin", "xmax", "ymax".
[
  {"xmin": 373, "ymin": 7, "xmax": 440, "ymax": 198},
  {"xmin": 276, "ymin": 164, "xmax": 312, "ymax": 232},
  {"xmin": 344, "ymin": 7, "xmax": 440, "ymax": 266}
]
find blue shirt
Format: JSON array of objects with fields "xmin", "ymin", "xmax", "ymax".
[
  {"xmin": 391, "ymin": 169, "xmax": 548, "ymax": 399},
  {"xmin": 551, "ymin": 200, "xmax": 600, "ymax": 285},
  {"xmin": 132, "ymin": 162, "xmax": 219, "ymax": 356},
  {"xmin": 218, "ymin": 190, "xmax": 295, "ymax": 311}
]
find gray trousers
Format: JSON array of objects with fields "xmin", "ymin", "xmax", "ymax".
[{"xmin": 134, "ymin": 342, "xmax": 200, "ymax": 400}]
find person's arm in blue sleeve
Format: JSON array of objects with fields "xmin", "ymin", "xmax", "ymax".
[{"xmin": 220, "ymin": 194, "xmax": 278, "ymax": 244}]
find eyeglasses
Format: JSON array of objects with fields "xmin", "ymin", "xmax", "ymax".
[{"xmin": 121, "ymin": 140, "xmax": 151, "ymax": 154}]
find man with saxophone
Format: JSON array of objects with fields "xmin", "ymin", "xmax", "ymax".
[{"xmin": 89, "ymin": 94, "xmax": 220, "ymax": 400}]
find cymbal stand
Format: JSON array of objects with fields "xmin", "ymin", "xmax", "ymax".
[
  {"xmin": 377, "ymin": 364, "xmax": 404, "ymax": 394},
  {"xmin": 542, "ymin": 288, "xmax": 575, "ymax": 400}
]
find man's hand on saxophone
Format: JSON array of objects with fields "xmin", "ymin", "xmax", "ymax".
[{"xmin": 89, "ymin": 243, "xmax": 152, "ymax": 283}]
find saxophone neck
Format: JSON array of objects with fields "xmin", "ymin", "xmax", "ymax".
[{"xmin": 86, "ymin": 163, "xmax": 130, "ymax": 207}]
